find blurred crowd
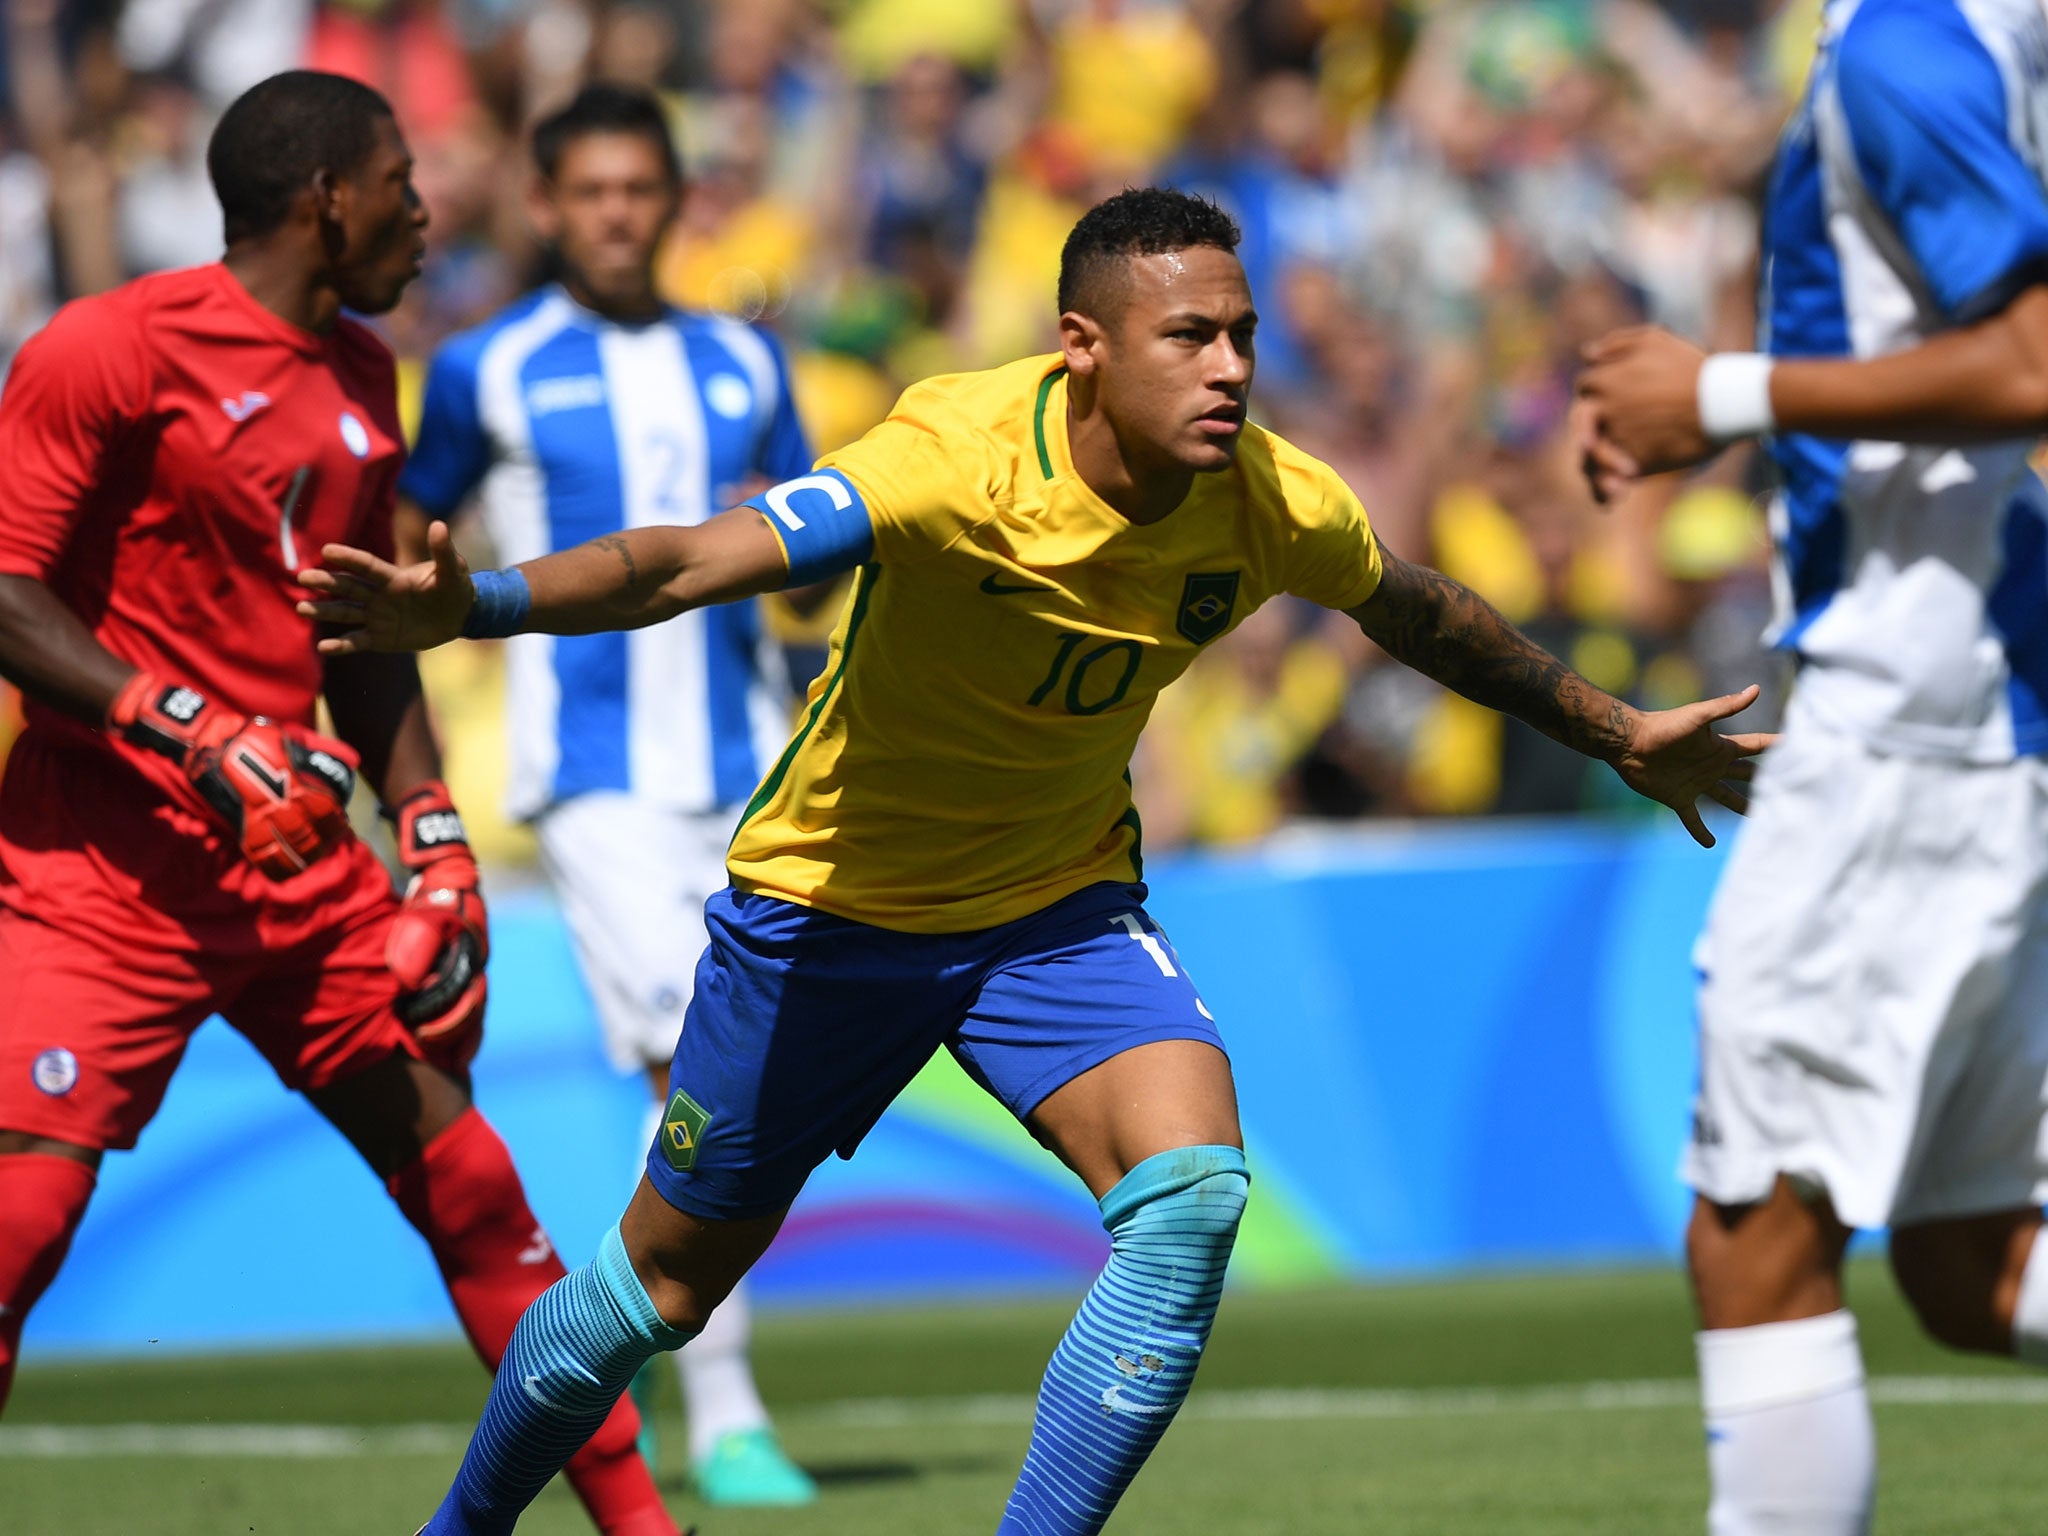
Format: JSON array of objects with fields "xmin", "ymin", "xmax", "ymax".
[{"xmin": 0, "ymin": 0, "xmax": 1812, "ymax": 860}]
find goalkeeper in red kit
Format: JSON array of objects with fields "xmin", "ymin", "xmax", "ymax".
[{"xmin": 0, "ymin": 72, "xmax": 678, "ymax": 1536}]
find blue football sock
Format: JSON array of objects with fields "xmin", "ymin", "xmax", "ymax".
[
  {"xmin": 422, "ymin": 1224, "xmax": 696, "ymax": 1536},
  {"xmin": 998, "ymin": 1144, "xmax": 1249, "ymax": 1535}
]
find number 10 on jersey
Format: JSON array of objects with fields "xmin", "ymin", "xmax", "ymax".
[{"xmin": 1028, "ymin": 633, "xmax": 1143, "ymax": 715}]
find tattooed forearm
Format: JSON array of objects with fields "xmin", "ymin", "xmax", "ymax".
[
  {"xmin": 1351, "ymin": 543, "xmax": 1635, "ymax": 762},
  {"xmin": 592, "ymin": 533, "xmax": 642, "ymax": 609}
]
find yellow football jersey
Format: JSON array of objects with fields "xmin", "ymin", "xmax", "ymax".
[{"xmin": 733, "ymin": 354, "xmax": 1382, "ymax": 932}]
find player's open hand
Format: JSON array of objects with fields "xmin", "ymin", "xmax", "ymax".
[
  {"xmin": 1606, "ymin": 683, "xmax": 1772, "ymax": 847},
  {"xmin": 1576, "ymin": 326, "xmax": 1714, "ymax": 502},
  {"xmin": 297, "ymin": 520, "xmax": 473, "ymax": 655}
]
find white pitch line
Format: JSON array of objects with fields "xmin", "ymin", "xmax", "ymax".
[
  {"xmin": 799, "ymin": 1375, "xmax": 2048, "ymax": 1428},
  {"xmin": 0, "ymin": 1422, "xmax": 471, "ymax": 1458},
  {"xmin": 9, "ymin": 1376, "xmax": 2048, "ymax": 1458}
]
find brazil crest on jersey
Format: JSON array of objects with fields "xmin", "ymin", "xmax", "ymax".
[{"xmin": 733, "ymin": 354, "xmax": 1382, "ymax": 933}]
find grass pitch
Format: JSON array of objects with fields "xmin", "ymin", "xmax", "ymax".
[{"xmin": 10, "ymin": 1260, "xmax": 2047, "ymax": 1534}]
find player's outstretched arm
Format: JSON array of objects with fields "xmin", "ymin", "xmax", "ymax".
[
  {"xmin": 1350, "ymin": 542, "xmax": 1770, "ymax": 846},
  {"xmin": 1576, "ymin": 286, "xmax": 2048, "ymax": 498},
  {"xmin": 298, "ymin": 508, "xmax": 791, "ymax": 655}
]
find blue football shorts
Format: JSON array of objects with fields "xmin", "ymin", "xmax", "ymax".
[{"xmin": 643, "ymin": 880, "xmax": 1227, "ymax": 1221}]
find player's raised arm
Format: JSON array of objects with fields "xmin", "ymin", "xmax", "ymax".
[
  {"xmin": 299, "ymin": 506, "xmax": 794, "ymax": 654},
  {"xmin": 1351, "ymin": 540, "xmax": 1769, "ymax": 846}
]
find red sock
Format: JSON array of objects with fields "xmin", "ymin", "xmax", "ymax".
[
  {"xmin": 0, "ymin": 1152, "xmax": 98, "ymax": 1414},
  {"xmin": 388, "ymin": 1108, "xmax": 676, "ymax": 1536}
]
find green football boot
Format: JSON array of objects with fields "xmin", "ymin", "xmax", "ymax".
[{"xmin": 692, "ymin": 1425, "xmax": 818, "ymax": 1507}]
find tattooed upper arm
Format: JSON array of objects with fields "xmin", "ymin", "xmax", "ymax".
[
  {"xmin": 1347, "ymin": 542, "xmax": 1451, "ymax": 656},
  {"xmin": 1347, "ymin": 538, "xmax": 1632, "ymax": 762}
]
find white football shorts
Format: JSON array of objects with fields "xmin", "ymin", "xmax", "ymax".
[
  {"xmin": 535, "ymin": 791, "xmax": 737, "ymax": 1073},
  {"xmin": 1685, "ymin": 709, "xmax": 2048, "ymax": 1230}
]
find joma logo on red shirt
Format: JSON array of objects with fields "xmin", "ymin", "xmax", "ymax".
[{"xmin": 220, "ymin": 391, "xmax": 271, "ymax": 423}]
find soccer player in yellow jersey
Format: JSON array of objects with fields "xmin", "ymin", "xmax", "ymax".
[{"xmin": 305, "ymin": 190, "xmax": 1766, "ymax": 1536}]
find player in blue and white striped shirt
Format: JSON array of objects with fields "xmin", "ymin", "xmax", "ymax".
[
  {"xmin": 397, "ymin": 84, "xmax": 815, "ymax": 1510},
  {"xmin": 1581, "ymin": 1, "xmax": 2048, "ymax": 1528}
]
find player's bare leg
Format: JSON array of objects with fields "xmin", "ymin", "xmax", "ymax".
[
  {"xmin": 617, "ymin": 1178, "xmax": 787, "ymax": 1332},
  {"xmin": 1026, "ymin": 1038, "xmax": 1243, "ymax": 1197},
  {"xmin": 313, "ymin": 1053, "xmax": 682, "ymax": 1536},
  {"xmin": 622, "ymin": 1063, "xmax": 809, "ymax": 1505},
  {"xmin": 0, "ymin": 1129, "xmax": 101, "ymax": 1411},
  {"xmin": 307, "ymin": 1050, "xmax": 471, "ymax": 1175},
  {"xmin": 1688, "ymin": 1179, "xmax": 1869, "ymax": 1535},
  {"xmin": 1688, "ymin": 1177, "xmax": 1853, "ymax": 1331},
  {"xmin": 1890, "ymin": 1208, "xmax": 2046, "ymax": 1356},
  {"xmin": 995, "ymin": 1040, "xmax": 1248, "ymax": 1536}
]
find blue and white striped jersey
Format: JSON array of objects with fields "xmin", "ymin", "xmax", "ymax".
[
  {"xmin": 1763, "ymin": 0, "xmax": 2048, "ymax": 760},
  {"xmin": 400, "ymin": 286, "xmax": 812, "ymax": 817}
]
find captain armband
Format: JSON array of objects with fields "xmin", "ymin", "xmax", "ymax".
[{"xmin": 742, "ymin": 469, "xmax": 876, "ymax": 585}]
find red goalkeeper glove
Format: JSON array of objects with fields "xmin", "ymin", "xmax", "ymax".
[
  {"xmin": 106, "ymin": 670, "xmax": 358, "ymax": 880},
  {"xmin": 385, "ymin": 781, "xmax": 489, "ymax": 1074}
]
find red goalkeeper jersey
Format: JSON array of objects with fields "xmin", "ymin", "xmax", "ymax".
[
  {"xmin": 0, "ymin": 264, "xmax": 404, "ymax": 943},
  {"xmin": 0, "ymin": 262, "xmax": 402, "ymax": 739}
]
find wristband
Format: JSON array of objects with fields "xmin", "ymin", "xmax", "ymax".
[
  {"xmin": 461, "ymin": 568, "xmax": 531, "ymax": 639},
  {"xmin": 1697, "ymin": 353, "xmax": 1776, "ymax": 443}
]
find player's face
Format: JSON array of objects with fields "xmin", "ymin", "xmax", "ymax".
[
  {"xmin": 1092, "ymin": 248, "xmax": 1256, "ymax": 475},
  {"xmin": 330, "ymin": 116, "xmax": 428, "ymax": 316},
  {"xmin": 532, "ymin": 132, "xmax": 679, "ymax": 315}
]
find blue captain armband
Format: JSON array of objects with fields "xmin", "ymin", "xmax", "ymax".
[
  {"xmin": 743, "ymin": 469, "xmax": 876, "ymax": 585},
  {"xmin": 461, "ymin": 568, "xmax": 532, "ymax": 639}
]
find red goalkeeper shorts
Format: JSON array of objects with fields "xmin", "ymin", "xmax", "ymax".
[{"xmin": 0, "ymin": 734, "xmax": 420, "ymax": 1151}]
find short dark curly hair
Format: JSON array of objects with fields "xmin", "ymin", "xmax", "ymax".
[
  {"xmin": 1056, "ymin": 187, "xmax": 1242, "ymax": 320},
  {"xmin": 532, "ymin": 83, "xmax": 681, "ymax": 183},
  {"xmin": 208, "ymin": 71, "xmax": 394, "ymax": 244}
]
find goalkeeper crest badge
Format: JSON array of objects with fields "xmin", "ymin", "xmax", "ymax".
[
  {"xmin": 1175, "ymin": 571, "xmax": 1241, "ymax": 645},
  {"xmin": 32, "ymin": 1047, "xmax": 78, "ymax": 1096},
  {"xmin": 660, "ymin": 1089, "xmax": 713, "ymax": 1172}
]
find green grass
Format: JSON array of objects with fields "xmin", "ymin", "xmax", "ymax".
[{"xmin": 8, "ymin": 1261, "xmax": 2045, "ymax": 1534}]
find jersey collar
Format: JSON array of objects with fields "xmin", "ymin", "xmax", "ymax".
[
  {"xmin": 549, "ymin": 282, "xmax": 678, "ymax": 332},
  {"xmin": 211, "ymin": 263, "xmax": 330, "ymax": 357},
  {"xmin": 1036, "ymin": 362, "xmax": 1206, "ymax": 534}
]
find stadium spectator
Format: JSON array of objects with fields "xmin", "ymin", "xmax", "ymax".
[{"xmin": 0, "ymin": 0, "xmax": 1807, "ymax": 864}]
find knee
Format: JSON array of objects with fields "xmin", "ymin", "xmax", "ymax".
[
  {"xmin": 635, "ymin": 1267, "xmax": 725, "ymax": 1336},
  {"xmin": 1685, "ymin": 1184, "xmax": 1850, "ymax": 1330},
  {"xmin": 1889, "ymin": 1228, "xmax": 2007, "ymax": 1354}
]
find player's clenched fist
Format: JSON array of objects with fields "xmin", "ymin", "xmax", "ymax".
[
  {"xmin": 385, "ymin": 780, "xmax": 489, "ymax": 1073},
  {"xmin": 1574, "ymin": 326, "xmax": 1716, "ymax": 502},
  {"xmin": 107, "ymin": 671, "xmax": 358, "ymax": 878}
]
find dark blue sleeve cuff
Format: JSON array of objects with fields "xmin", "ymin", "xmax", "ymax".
[{"xmin": 461, "ymin": 567, "xmax": 532, "ymax": 639}]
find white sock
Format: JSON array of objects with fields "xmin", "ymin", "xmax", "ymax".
[
  {"xmin": 2012, "ymin": 1222, "xmax": 2048, "ymax": 1365},
  {"xmin": 1697, "ymin": 1311, "xmax": 1874, "ymax": 1536},
  {"xmin": 677, "ymin": 1278, "xmax": 772, "ymax": 1463}
]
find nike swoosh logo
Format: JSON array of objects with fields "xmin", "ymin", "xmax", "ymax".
[
  {"xmin": 521, "ymin": 1373, "xmax": 564, "ymax": 1411},
  {"xmin": 220, "ymin": 391, "xmax": 271, "ymax": 423},
  {"xmin": 1099, "ymin": 1385, "xmax": 1172, "ymax": 1416},
  {"xmin": 980, "ymin": 572, "xmax": 1057, "ymax": 596}
]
